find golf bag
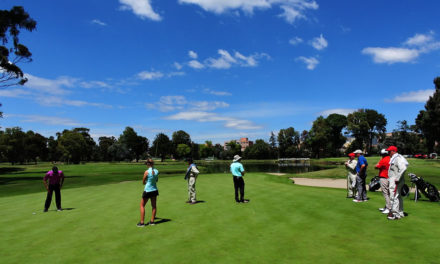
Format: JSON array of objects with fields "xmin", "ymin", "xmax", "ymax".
[
  {"xmin": 368, "ymin": 176, "xmax": 381, "ymax": 192},
  {"xmin": 408, "ymin": 173, "xmax": 440, "ymax": 202}
]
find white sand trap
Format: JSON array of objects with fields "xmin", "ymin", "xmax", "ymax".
[{"xmin": 290, "ymin": 177, "xmax": 347, "ymax": 189}]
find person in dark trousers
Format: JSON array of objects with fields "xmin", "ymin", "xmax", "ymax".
[
  {"xmin": 43, "ymin": 166, "xmax": 65, "ymax": 212},
  {"xmin": 230, "ymin": 155, "xmax": 248, "ymax": 203},
  {"xmin": 353, "ymin": 149, "xmax": 368, "ymax": 202}
]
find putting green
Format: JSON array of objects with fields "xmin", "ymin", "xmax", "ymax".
[{"xmin": 1, "ymin": 172, "xmax": 439, "ymax": 263}]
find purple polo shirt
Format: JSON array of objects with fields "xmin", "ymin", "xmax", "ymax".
[{"xmin": 44, "ymin": 170, "xmax": 65, "ymax": 185}]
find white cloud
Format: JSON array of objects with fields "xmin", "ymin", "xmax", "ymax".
[
  {"xmin": 188, "ymin": 50, "xmax": 198, "ymax": 59},
  {"xmin": 203, "ymin": 88, "xmax": 232, "ymax": 96},
  {"xmin": 79, "ymin": 81, "xmax": 111, "ymax": 89},
  {"xmin": 188, "ymin": 60, "xmax": 205, "ymax": 69},
  {"xmin": 168, "ymin": 71, "xmax": 186, "ymax": 77},
  {"xmin": 405, "ymin": 32, "xmax": 434, "ymax": 46},
  {"xmin": 174, "ymin": 62, "xmax": 183, "ymax": 70},
  {"xmin": 165, "ymin": 111, "xmax": 262, "ymax": 130},
  {"xmin": 36, "ymin": 96, "xmax": 113, "ymax": 108},
  {"xmin": 0, "ymin": 89, "xmax": 30, "ymax": 98},
  {"xmin": 289, "ymin": 36, "xmax": 303, "ymax": 45},
  {"xmin": 178, "ymin": 0, "xmax": 318, "ymax": 24},
  {"xmin": 137, "ymin": 70, "xmax": 164, "ymax": 80},
  {"xmin": 24, "ymin": 74, "xmax": 74, "ymax": 95},
  {"xmin": 363, "ymin": 31, "xmax": 440, "ymax": 64},
  {"xmin": 390, "ymin": 89, "xmax": 435, "ymax": 103},
  {"xmin": 146, "ymin": 95, "xmax": 229, "ymax": 112},
  {"xmin": 119, "ymin": 0, "xmax": 162, "ymax": 21},
  {"xmin": 91, "ymin": 19, "xmax": 107, "ymax": 26},
  {"xmin": 310, "ymin": 34, "xmax": 328, "ymax": 50},
  {"xmin": 319, "ymin": 108, "xmax": 356, "ymax": 117},
  {"xmin": 296, "ymin": 56, "xmax": 319, "ymax": 70},
  {"xmin": 190, "ymin": 101, "xmax": 229, "ymax": 111},
  {"xmin": 191, "ymin": 49, "xmax": 269, "ymax": 70},
  {"xmin": 362, "ymin": 47, "xmax": 419, "ymax": 64},
  {"xmin": 9, "ymin": 114, "xmax": 84, "ymax": 127},
  {"xmin": 146, "ymin": 95, "xmax": 187, "ymax": 112}
]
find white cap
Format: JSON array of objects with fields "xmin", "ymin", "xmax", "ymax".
[
  {"xmin": 353, "ymin": 149, "xmax": 363, "ymax": 154},
  {"xmin": 380, "ymin": 149, "xmax": 388, "ymax": 155}
]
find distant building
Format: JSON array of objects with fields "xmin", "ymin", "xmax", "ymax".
[{"xmin": 224, "ymin": 138, "xmax": 254, "ymax": 151}]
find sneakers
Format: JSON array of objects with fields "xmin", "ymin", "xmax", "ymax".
[
  {"xmin": 378, "ymin": 208, "xmax": 385, "ymax": 211},
  {"xmin": 148, "ymin": 221, "xmax": 155, "ymax": 226},
  {"xmin": 43, "ymin": 209, "xmax": 48, "ymax": 212},
  {"xmin": 241, "ymin": 199, "xmax": 250, "ymax": 203},
  {"xmin": 57, "ymin": 208, "xmax": 63, "ymax": 212},
  {"xmin": 381, "ymin": 209, "xmax": 390, "ymax": 214},
  {"xmin": 352, "ymin": 199, "xmax": 362, "ymax": 203},
  {"xmin": 387, "ymin": 214, "xmax": 401, "ymax": 220},
  {"xmin": 137, "ymin": 222, "xmax": 145, "ymax": 227},
  {"xmin": 189, "ymin": 201, "xmax": 197, "ymax": 204}
]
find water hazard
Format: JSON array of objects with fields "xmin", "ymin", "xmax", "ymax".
[{"xmin": 199, "ymin": 162, "xmax": 328, "ymax": 174}]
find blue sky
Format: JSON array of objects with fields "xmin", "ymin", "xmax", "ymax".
[{"xmin": 1, "ymin": 0, "xmax": 439, "ymax": 144}]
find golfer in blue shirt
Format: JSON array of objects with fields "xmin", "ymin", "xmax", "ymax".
[
  {"xmin": 231, "ymin": 155, "xmax": 249, "ymax": 203},
  {"xmin": 353, "ymin": 149, "xmax": 368, "ymax": 202}
]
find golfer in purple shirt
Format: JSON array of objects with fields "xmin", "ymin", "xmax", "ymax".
[{"xmin": 43, "ymin": 166, "xmax": 65, "ymax": 212}]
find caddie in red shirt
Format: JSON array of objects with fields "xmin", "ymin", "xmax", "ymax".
[{"xmin": 375, "ymin": 149, "xmax": 391, "ymax": 214}]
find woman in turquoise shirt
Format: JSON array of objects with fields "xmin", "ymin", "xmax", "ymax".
[{"xmin": 138, "ymin": 159, "xmax": 159, "ymax": 227}]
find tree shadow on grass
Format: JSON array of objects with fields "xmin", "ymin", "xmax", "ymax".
[
  {"xmin": 0, "ymin": 167, "xmax": 25, "ymax": 174},
  {"xmin": 0, "ymin": 175, "xmax": 84, "ymax": 185}
]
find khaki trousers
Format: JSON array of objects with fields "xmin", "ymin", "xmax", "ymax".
[
  {"xmin": 188, "ymin": 176, "xmax": 196, "ymax": 202},
  {"xmin": 379, "ymin": 177, "xmax": 391, "ymax": 210},
  {"xmin": 347, "ymin": 174, "xmax": 357, "ymax": 197}
]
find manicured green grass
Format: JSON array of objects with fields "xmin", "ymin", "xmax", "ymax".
[{"xmin": 1, "ymin": 166, "xmax": 440, "ymax": 263}]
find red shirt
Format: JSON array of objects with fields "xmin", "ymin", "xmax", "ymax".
[
  {"xmin": 44, "ymin": 170, "xmax": 65, "ymax": 185},
  {"xmin": 375, "ymin": 156, "xmax": 390, "ymax": 178}
]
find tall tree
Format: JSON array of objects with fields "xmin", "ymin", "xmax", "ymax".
[
  {"xmin": 223, "ymin": 140, "xmax": 241, "ymax": 160},
  {"xmin": 308, "ymin": 116, "xmax": 331, "ymax": 159},
  {"xmin": 199, "ymin": 140, "xmax": 214, "ymax": 159},
  {"xmin": 0, "ymin": 6, "xmax": 37, "ymax": 87},
  {"xmin": 24, "ymin": 130, "xmax": 47, "ymax": 163},
  {"xmin": 365, "ymin": 109, "xmax": 387, "ymax": 153},
  {"xmin": 277, "ymin": 127, "xmax": 300, "ymax": 158},
  {"xmin": 171, "ymin": 130, "xmax": 191, "ymax": 159},
  {"xmin": 326, "ymin": 113, "xmax": 348, "ymax": 156},
  {"xmin": 383, "ymin": 120, "xmax": 426, "ymax": 155},
  {"xmin": 98, "ymin": 136, "xmax": 117, "ymax": 161},
  {"xmin": 151, "ymin": 133, "xmax": 171, "ymax": 162},
  {"xmin": 0, "ymin": 127, "xmax": 26, "ymax": 164},
  {"xmin": 119, "ymin": 127, "xmax": 149, "ymax": 162},
  {"xmin": 269, "ymin": 131, "xmax": 278, "ymax": 158},
  {"xmin": 176, "ymin": 143, "xmax": 191, "ymax": 159},
  {"xmin": 243, "ymin": 139, "xmax": 271, "ymax": 159},
  {"xmin": 57, "ymin": 128, "xmax": 95, "ymax": 164},
  {"xmin": 415, "ymin": 77, "xmax": 440, "ymax": 152}
]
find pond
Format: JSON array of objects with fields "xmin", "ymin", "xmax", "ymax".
[{"xmin": 199, "ymin": 162, "xmax": 328, "ymax": 174}]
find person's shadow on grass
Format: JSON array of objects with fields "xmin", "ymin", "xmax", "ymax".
[{"xmin": 154, "ymin": 217, "xmax": 172, "ymax": 225}]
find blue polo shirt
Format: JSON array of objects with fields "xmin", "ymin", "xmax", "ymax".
[
  {"xmin": 356, "ymin": 155, "xmax": 368, "ymax": 173},
  {"xmin": 230, "ymin": 162, "xmax": 245, "ymax": 177}
]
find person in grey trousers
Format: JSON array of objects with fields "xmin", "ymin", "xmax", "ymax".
[{"xmin": 353, "ymin": 149, "xmax": 368, "ymax": 202}]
